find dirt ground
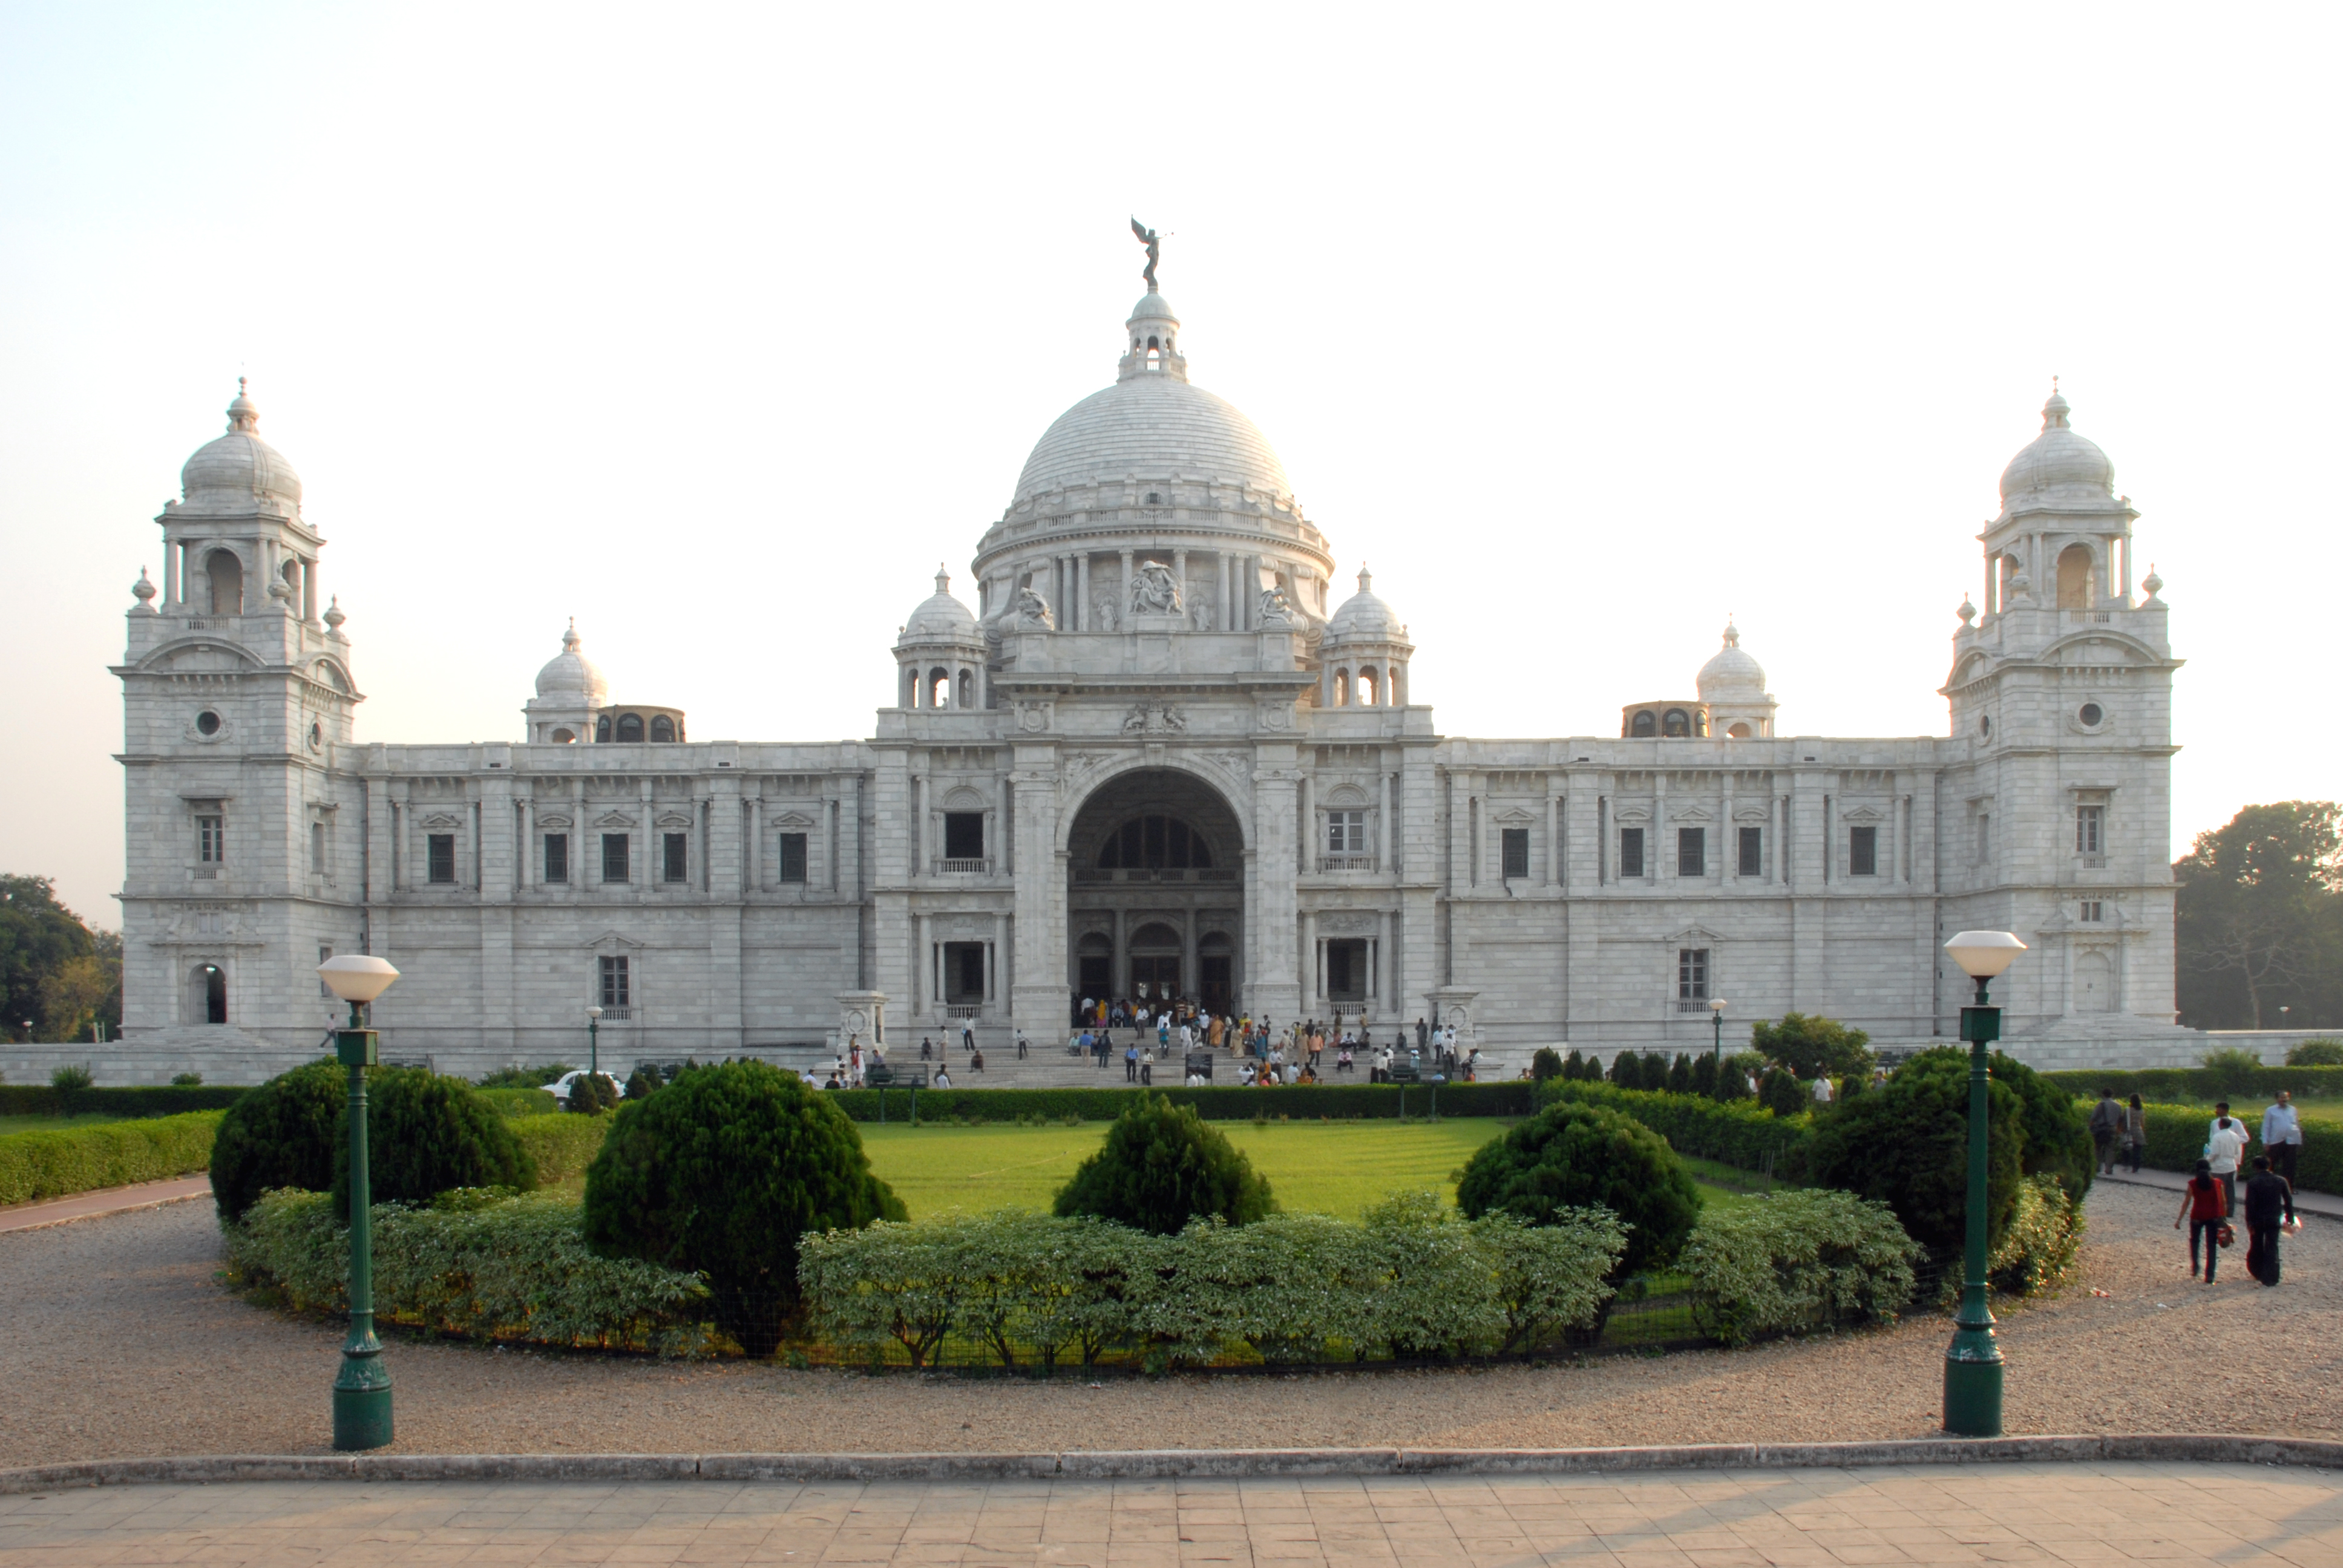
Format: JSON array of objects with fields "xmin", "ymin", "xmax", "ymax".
[{"xmin": 2, "ymin": 1181, "xmax": 2335, "ymax": 1468}]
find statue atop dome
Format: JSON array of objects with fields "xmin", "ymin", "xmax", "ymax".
[{"xmin": 1130, "ymin": 216, "xmax": 1161, "ymax": 292}]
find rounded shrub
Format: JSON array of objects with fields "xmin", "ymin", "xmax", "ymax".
[
  {"xmin": 1053, "ymin": 1091, "xmax": 1276, "ymax": 1235},
  {"xmin": 211, "ymin": 1060, "xmax": 344, "ymax": 1222},
  {"xmin": 1760, "ymin": 1068, "xmax": 1807, "ymax": 1117},
  {"xmin": 1806, "ymin": 1047, "xmax": 2024, "ymax": 1259},
  {"xmin": 624, "ymin": 1063, "xmax": 663, "ymax": 1099},
  {"xmin": 332, "ymin": 1069, "xmax": 536, "ymax": 1210},
  {"xmin": 1610, "ymin": 1051, "xmax": 1642, "ymax": 1089},
  {"xmin": 2287, "ymin": 1038, "xmax": 2343, "ymax": 1067},
  {"xmin": 583, "ymin": 1059, "xmax": 904, "ymax": 1356},
  {"xmin": 1455, "ymin": 1100, "xmax": 1701, "ymax": 1278},
  {"xmin": 1987, "ymin": 1050, "xmax": 2093, "ymax": 1199},
  {"xmin": 1529, "ymin": 1047, "xmax": 1564, "ymax": 1082},
  {"xmin": 567, "ymin": 1071, "xmax": 620, "ymax": 1116},
  {"xmin": 1715, "ymin": 1058, "xmax": 1752, "ymax": 1101}
]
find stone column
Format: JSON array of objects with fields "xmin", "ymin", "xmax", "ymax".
[
  {"xmin": 1008, "ymin": 741, "xmax": 1067, "ymax": 1037},
  {"xmin": 1216, "ymin": 554, "xmax": 1231, "ymax": 629},
  {"xmin": 1248, "ymin": 745, "xmax": 1302, "ymax": 1022},
  {"xmin": 1118, "ymin": 549, "xmax": 1135, "ymax": 621},
  {"xmin": 746, "ymin": 797, "xmax": 762, "ymax": 892},
  {"xmin": 1181, "ymin": 912, "xmax": 1199, "ymax": 1005},
  {"xmin": 1173, "ymin": 548, "xmax": 1188, "ymax": 616},
  {"xmin": 519, "ymin": 799, "xmax": 536, "ymax": 889},
  {"xmin": 1303, "ymin": 908, "xmax": 1319, "ymax": 1004},
  {"xmin": 1379, "ymin": 771, "xmax": 1394, "ymax": 874},
  {"xmin": 1112, "ymin": 906, "xmax": 1128, "ymax": 1001},
  {"xmin": 1298, "ymin": 775, "xmax": 1313, "ymax": 873},
  {"xmin": 1077, "ymin": 555, "xmax": 1091, "ymax": 630}
]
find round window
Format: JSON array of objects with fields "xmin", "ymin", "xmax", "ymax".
[
  {"xmin": 2079, "ymin": 703, "xmax": 2104, "ymax": 727},
  {"xmin": 195, "ymin": 711, "xmax": 221, "ymax": 736},
  {"xmin": 1979, "ymin": 714, "xmax": 1992, "ymax": 739},
  {"xmin": 309, "ymin": 721, "xmax": 323, "ymax": 751}
]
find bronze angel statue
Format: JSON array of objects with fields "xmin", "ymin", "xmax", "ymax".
[{"xmin": 1130, "ymin": 217, "xmax": 1161, "ymax": 292}]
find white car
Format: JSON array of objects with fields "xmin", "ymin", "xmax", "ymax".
[{"xmin": 547, "ymin": 1069, "xmax": 627, "ymax": 1104}]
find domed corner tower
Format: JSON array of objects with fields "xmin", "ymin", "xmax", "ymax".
[
  {"xmin": 523, "ymin": 619, "xmax": 609, "ymax": 743},
  {"xmin": 1319, "ymin": 567, "xmax": 1414, "ymax": 709},
  {"xmin": 1696, "ymin": 620, "xmax": 1776, "ymax": 739},
  {"xmin": 892, "ymin": 566, "xmax": 989, "ymax": 711},
  {"xmin": 116, "ymin": 382, "xmax": 365, "ymax": 1054}
]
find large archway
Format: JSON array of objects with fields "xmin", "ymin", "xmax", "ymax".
[{"xmin": 1066, "ymin": 768, "xmax": 1245, "ymax": 1018}]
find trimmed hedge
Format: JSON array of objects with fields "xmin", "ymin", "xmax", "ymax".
[
  {"xmin": 511, "ymin": 1113, "xmax": 610, "ymax": 1184},
  {"xmin": 1677, "ymin": 1188, "xmax": 1921, "ymax": 1346},
  {"xmin": 0, "ymin": 1084, "xmax": 246, "ymax": 1118},
  {"xmin": 2130, "ymin": 1101, "xmax": 2343, "ymax": 1194},
  {"xmin": 2041, "ymin": 1065, "xmax": 2343, "ymax": 1103},
  {"xmin": 1535, "ymin": 1079, "xmax": 1813, "ymax": 1171},
  {"xmin": 0, "ymin": 1111, "xmax": 223, "ymax": 1206},
  {"xmin": 829, "ymin": 1080, "xmax": 1537, "ymax": 1123},
  {"xmin": 225, "ymin": 1188, "xmax": 716, "ymax": 1354},
  {"xmin": 477, "ymin": 1087, "xmax": 562, "ymax": 1117}
]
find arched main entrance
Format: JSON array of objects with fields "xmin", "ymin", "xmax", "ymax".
[{"xmin": 1066, "ymin": 768, "xmax": 1245, "ymax": 1016}]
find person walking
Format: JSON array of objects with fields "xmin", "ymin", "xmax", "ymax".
[
  {"xmin": 2263, "ymin": 1091, "xmax": 2302, "ymax": 1186},
  {"xmin": 2124, "ymin": 1094, "xmax": 2146, "ymax": 1174},
  {"xmin": 2207, "ymin": 1108, "xmax": 2250, "ymax": 1216},
  {"xmin": 1017, "ymin": 1030, "xmax": 1029, "ymax": 1060},
  {"xmin": 2242, "ymin": 1153, "xmax": 2299, "ymax": 1287},
  {"xmin": 1124, "ymin": 1043, "xmax": 1139, "ymax": 1082},
  {"xmin": 2089, "ymin": 1089, "xmax": 2125, "ymax": 1175},
  {"xmin": 1812, "ymin": 1074, "xmax": 1837, "ymax": 1108},
  {"xmin": 2175, "ymin": 1160, "xmax": 2227, "ymax": 1282}
]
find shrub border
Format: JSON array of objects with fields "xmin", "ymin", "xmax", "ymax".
[
  {"xmin": 2, "ymin": 1434, "xmax": 2336, "ymax": 1492},
  {"xmin": 830, "ymin": 1081, "xmax": 1538, "ymax": 1122}
]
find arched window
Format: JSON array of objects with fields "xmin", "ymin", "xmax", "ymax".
[
  {"xmin": 1334, "ymin": 667, "xmax": 1351, "ymax": 706},
  {"xmin": 615, "ymin": 713, "xmax": 644, "ymax": 743},
  {"xmin": 1726, "ymin": 722, "xmax": 1752, "ymax": 739},
  {"xmin": 929, "ymin": 668, "xmax": 950, "ymax": 708},
  {"xmin": 206, "ymin": 549, "xmax": 243, "ymax": 615},
  {"xmin": 551, "ymin": 728, "xmax": 576, "ymax": 744},
  {"xmin": 902, "ymin": 667, "xmax": 919, "ymax": 707},
  {"xmin": 595, "ymin": 716, "xmax": 612, "ymax": 743},
  {"xmin": 1096, "ymin": 815, "xmax": 1214, "ymax": 870},
  {"xmin": 2056, "ymin": 543, "xmax": 2095, "ymax": 610},
  {"xmin": 957, "ymin": 670, "xmax": 975, "ymax": 709},
  {"xmin": 1631, "ymin": 710, "xmax": 1657, "ymax": 737},
  {"xmin": 1662, "ymin": 708, "xmax": 1691, "ymax": 737},
  {"xmin": 1358, "ymin": 667, "xmax": 1380, "ymax": 706},
  {"xmin": 189, "ymin": 964, "xmax": 227, "ymax": 1025},
  {"xmin": 649, "ymin": 715, "xmax": 675, "ymax": 742}
]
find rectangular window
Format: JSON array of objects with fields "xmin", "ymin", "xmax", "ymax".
[
  {"xmin": 318, "ymin": 944, "xmax": 334, "ymax": 999},
  {"xmin": 310, "ymin": 822, "xmax": 325, "ymax": 876},
  {"xmin": 663, "ymin": 832, "xmax": 688, "ymax": 883},
  {"xmin": 778, "ymin": 832, "xmax": 808, "ymax": 883},
  {"xmin": 601, "ymin": 832, "xmax": 629, "ymax": 883},
  {"xmin": 1619, "ymin": 827, "xmax": 1645, "ymax": 880},
  {"xmin": 427, "ymin": 833, "xmax": 456, "ymax": 884},
  {"xmin": 1678, "ymin": 947, "xmax": 1709, "ymax": 1001},
  {"xmin": 197, "ymin": 814, "xmax": 224, "ymax": 864},
  {"xmin": 1738, "ymin": 825, "xmax": 1763, "ymax": 877},
  {"xmin": 543, "ymin": 833, "xmax": 569, "ymax": 883},
  {"xmin": 1849, "ymin": 824, "xmax": 1877, "ymax": 877},
  {"xmin": 2077, "ymin": 804, "xmax": 2104, "ymax": 855},
  {"xmin": 943, "ymin": 812, "xmax": 985, "ymax": 860},
  {"xmin": 1501, "ymin": 827, "xmax": 1530, "ymax": 879},
  {"xmin": 1677, "ymin": 827, "xmax": 1705, "ymax": 877},
  {"xmin": 598, "ymin": 954, "xmax": 629, "ymax": 1008},
  {"xmin": 1326, "ymin": 810, "xmax": 1367, "ymax": 855},
  {"xmin": 2080, "ymin": 900, "xmax": 2104, "ymax": 923}
]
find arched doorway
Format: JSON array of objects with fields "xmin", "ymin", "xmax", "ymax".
[
  {"xmin": 2073, "ymin": 950, "xmax": 2113, "ymax": 1013},
  {"xmin": 1066, "ymin": 768, "xmax": 1245, "ymax": 1018},
  {"xmin": 188, "ymin": 964, "xmax": 228, "ymax": 1025}
]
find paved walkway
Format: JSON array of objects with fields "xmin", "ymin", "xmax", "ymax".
[
  {"xmin": 2, "ymin": 1462, "xmax": 2338, "ymax": 1566},
  {"xmin": 0, "ymin": 1176, "xmax": 211, "ymax": 1234},
  {"xmin": 2096, "ymin": 1165, "xmax": 2343, "ymax": 1220}
]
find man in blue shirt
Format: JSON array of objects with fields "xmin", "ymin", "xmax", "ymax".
[{"xmin": 2262, "ymin": 1091, "xmax": 2303, "ymax": 1186}]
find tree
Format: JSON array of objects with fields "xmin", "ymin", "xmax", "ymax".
[
  {"xmin": 211, "ymin": 1061, "xmax": 347, "ymax": 1221},
  {"xmin": 1054, "ymin": 1092, "xmax": 1276, "ymax": 1234},
  {"xmin": 2176, "ymin": 802, "xmax": 2343, "ymax": 1028},
  {"xmin": 0, "ymin": 876, "xmax": 119, "ymax": 1041},
  {"xmin": 1749, "ymin": 1012, "xmax": 1873, "ymax": 1081},
  {"xmin": 1610, "ymin": 1051, "xmax": 1642, "ymax": 1089},
  {"xmin": 1667, "ymin": 1053, "xmax": 1693, "ymax": 1094},
  {"xmin": 1456, "ymin": 1100, "xmax": 1700, "ymax": 1278}
]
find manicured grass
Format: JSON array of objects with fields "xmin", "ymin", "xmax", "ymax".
[
  {"xmin": 856, "ymin": 1118, "xmax": 1765, "ymax": 1220},
  {"xmin": 0, "ymin": 1112, "xmax": 126, "ymax": 1137}
]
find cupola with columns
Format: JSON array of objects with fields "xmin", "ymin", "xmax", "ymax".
[
  {"xmin": 894, "ymin": 566, "xmax": 989, "ymax": 710},
  {"xmin": 1696, "ymin": 620, "xmax": 1776, "ymax": 738},
  {"xmin": 1319, "ymin": 566, "xmax": 1412, "ymax": 707}
]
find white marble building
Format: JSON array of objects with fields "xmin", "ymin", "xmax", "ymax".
[{"xmin": 106, "ymin": 277, "xmax": 2202, "ymax": 1082}]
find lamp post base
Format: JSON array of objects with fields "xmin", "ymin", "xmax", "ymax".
[
  {"xmin": 1942, "ymin": 1336, "xmax": 2005, "ymax": 1437},
  {"xmin": 332, "ymin": 1354, "xmax": 393, "ymax": 1451}
]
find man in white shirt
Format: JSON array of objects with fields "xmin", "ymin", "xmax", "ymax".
[
  {"xmin": 2206, "ymin": 1106, "xmax": 2250, "ymax": 1217},
  {"xmin": 1812, "ymin": 1075, "xmax": 1836, "ymax": 1107},
  {"xmin": 2263, "ymin": 1091, "xmax": 2303, "ymax": 1185}
]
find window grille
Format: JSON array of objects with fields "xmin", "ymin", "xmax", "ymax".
[
  {"xmin": 1738, "ymin": 826, "xmax": 1763, "ymax": 877},
  {"xmin": 778, "ymin": 832, "xmax": 808, "ymax": 883},
  {"xmin": 663, "ymin": 832, "xmax": 688, "ymax": 883},
  {"xmin": 1501, "ymin": 827, "xmax": 1530, "ymax": 879},
  {"xmin": 1677, "ymin": 827, "xmax": 1705, "ymax": 877},
  {"xmin": 599, "ymin": 955, "xmax": 630, "ymax": 1008},
  {"xmin": 1849, "ymin": 825, "xmax": 1877, "ymax": 877},
  {"xmin": 1619, "ymin": 828, "xmax": 1645, "ymax": 879},
  {"xmin": 427, "ymin": 834, "xmax": 456, "ymax": 884},
  {"xmin": 602, "ymin": 833, "xmax": 629, "ymax": 883}
]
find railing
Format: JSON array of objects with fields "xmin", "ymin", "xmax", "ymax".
[
  {"xmin": 945, "ymin": 1003, "xmax": 982, "ymax": 1020},
  {"xmin": 934, "ymin": 858, "xmax": 992, "ymax": 875},
  {"xmin": 1674, "ymin": 998, "xmax": 1712, "ymax": 1013},
  {"xmin": 1317, "ymin": 854, "xmax": 1378, "ymax": 873},
  {"xmin": 2079, "ymin": 855, "xmax": 2107, "ymax": 870},
  {"xmin": 1072, "ymin": 867, "xmax": 1238, "ymax": 884},
  {"xmin": 597, "ymin": 1006, "xmax": 631, "ymax": 1021},
  {"xmin": 192, "ymin": 867, "xmax": 218, "ymax": 880}
]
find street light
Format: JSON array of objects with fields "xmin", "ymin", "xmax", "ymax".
[
  {"xmin": 586, "ymin": 1004, "xmax": 602, "ymax": 1077},
  {"xmin": 315, "ymin": 953, "xmax": 401, "ymax": 1452},
  {"xmin": 1709, "ymin": 996, "xmax": 1729, "ymax": 1067},
  {"xmin": 1939, "ymin": 929, "xmax": 2026, "ymax": 1438}
]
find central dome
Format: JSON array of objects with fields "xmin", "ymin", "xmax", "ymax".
[{"xmin": 1014, "ymin": 375, "xmax": 1291, "ymax": 505}]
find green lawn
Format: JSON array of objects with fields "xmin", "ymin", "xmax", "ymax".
[
  {"xmin": 857, "ymin": 1119, "xmax": 1757, "ymax": 1221},
  {"xmin": 0, "ymin": 1112, "xmax": 124, "ymax": 1137}
]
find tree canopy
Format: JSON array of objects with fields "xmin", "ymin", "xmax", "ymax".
[
  {"xmin": 0, "ymin": 875, "xmax": 121, "ymax": 1042},
  {"xmin": 2176, "ymin": 801, "xmax": 2343, "ymax": 1028}
]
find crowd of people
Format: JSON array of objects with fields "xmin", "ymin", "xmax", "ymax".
[
  {"xmin": 1063, "ymin": 998, "xmax": 1482, "ymax": 1089},
  {"xmin": 2099, "ymin": 1086, "xmax": 2310, "ymax": 1289}
]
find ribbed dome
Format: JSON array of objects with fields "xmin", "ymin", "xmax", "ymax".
[
  {"xmin": 1696, "ymin": 621, "xmax": 1766, "ymax": 699},
  {"xmin": 1014, "ymin": 375, "xmax": 1291, "ymax": 506},
  {"xmin": 903, "ymin": 568, "xmax": 978, "ymax": 639},
  {"xmin": 1999, "ymin": 390, "xmax": 2114, "ymax": 505},
  {"xmin": 1325, "ymin": 567, "xmax": 1403, "ymax": 642},
  {"xmin": 179, "ymin": 380, "xmax": 303, "ymax": 514},
  {"xmin": 534, "ymin": 621, "xmax": 608, "ymax": 701}
]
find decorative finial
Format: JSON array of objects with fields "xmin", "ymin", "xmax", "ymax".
[
  {"xmin": 562, "ymin": 617, "xmax": 580, "ymax": 652},
  {"xmin": 1722, "ymin": 617, "xmax": 1740, "ymax": 647},
  {"xmin": 1130, "ymin": 217, "xmax": 1161, "ymax": 292},
  {"xmin": 323, "ymin": 596, "xmax": 347, "ymax": 634},
  {"xmin": 1958, "ymin": 593, "xmax": 1976, "ymax": 624},
  {"xmin": 936, "ymin": 563, "xmax": 951, "ymax": 594},
  {"xmin": 2141, "ymin": 563, "xmax": 2164, "ymax": 601},
  {"xmin": 1357, "ymin": 564, "xmax": 1372, "ymax": 593},
  {"xmin": 2042, "ymin": 377, "xmax": 2071, "ymax": 430},
  {"xmin": 226, "ymin": 376, "xmax": 260, "ymax": 433}
]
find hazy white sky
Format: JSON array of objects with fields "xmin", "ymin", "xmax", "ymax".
[{"xmin": 3, "ymin": 3, "xmax": 2336, "ymax": 928}]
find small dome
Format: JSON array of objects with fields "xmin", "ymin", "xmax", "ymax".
[
  {"xmin": 903, "ymin": 567, "xmax": 978, "ymax": 639},
  {"xmin": 1129, "ymin": 292, "xmax": 1178, "ymax": 322},
  {"xmin": 1696, "ymin": 621, "xmax": 1766, "ymax": 699},
  {"xmin": 534, "ymin": 620, "xmax": 608, "ymax": 702},
  {"xmin": 1998, "ymin": 388, "xmax": 2114, "ymax": 505},
  {"xmin": 179, "ymin": 379, "xmax": 303, "ymax": 514},
  {"xmin": 1325, "ymin": 567, "xmax": 1404, "ymax": 642}
]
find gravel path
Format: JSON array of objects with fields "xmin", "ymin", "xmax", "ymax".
[{"xmin": 3, "ymin": 1183, "xmax": 2336, "ymax": 1469}]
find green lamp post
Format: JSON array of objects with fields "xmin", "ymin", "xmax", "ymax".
[
  {"xmin": 1708, "ymin": 995, "xmax": 1728, "ymax": 1067},
  {"xmin": 1939, "ymin": 929, "xmax": 2026, "ymax": 1438},
  {"xmin": 586, "ymin": 1004, "xmax": 601, "ymax": 1077},
  {"xmin": 316, "ymin": 953, "xmax": 401, "ymax": 1452}
]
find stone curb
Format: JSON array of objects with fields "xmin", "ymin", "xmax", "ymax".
[{"xmin": 4, "ymin": 1435, "xmax": 2339, "ymax": 1494}]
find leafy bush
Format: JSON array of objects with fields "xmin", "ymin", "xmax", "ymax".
[
  {"xmin": 511, "ymin": 1113, "xmax": 610, "ymax": 1184},
  {"xmin": 2287, "ymin": 1039, "xmax": 2343, "ymax": 1067},
  {"xmin": 1807, "ymin": 1048, "xmax": 2024, "ymax": 1259},
  {"xmin": 1562, "ymin": 1049, "xmax": 1590, "ymax": 1081},
  {"xmin": 209, "ymin": 1060, "xmax": 346, "ymax": 1221},
  {"xmin": 1667, "ymin": 1054, "xmax": 1693, "ymax": 1094},
  {"xmin": 1640, "ymin": 1051, "xmax": 1669, "ymax": 1087},
  {"xmin": 625, "ymin": 1063, "xmax": 664, "ymax": 1099},
  {"xmin": 1610, "ymin": 1052, "xmax": 1642, "ymax": 1089},
  {"xmin": 1535, "ymin": 1079, "xmax": 1813, "ymax": 1171},
  {"xmin": 332, "ymin": 1070, "xmax": 535, "ymax": 1210},
  {"xmin": 476, "ymin": 1063, "xmax": 577, "ymax": 1089},
  {"xmin": 1679, "ymin": 1189, "xmax": 1921, "ymax": 1346},
  {"xmin": 1989, "ymin": 1173, "xmax": 2085, "ymax": 1296},
  {"xmin": 2198, "ymin": 1046, "xmax": 2265, "ymax": 1089},
  {"xmin": 0, "ymin": 1111, "xmax": 221, "ymax": 1205},
  {"xmin": 583, "ymin": 1059, "xmax": 903, "ymax": 1356},
  {"xmin": 476, "ymin": 1086, "xmax": 561, "ymax": 1117},
  {"xmin": 49, "ymin": 1063, "xmax": 93, "ymax": 1093},
  {"xmin": 566, "ymin": 1072, "xmax": 620, "ymax": 1116},
  {"xmin": 171, "ymin": 1072, "xmax": 203, "ymax": 1087},
  {"xmin": 1691, "ymin": 1053, "xmax": 1718, "ymax": 1097},
  {"xmin": 1760, "ymin": 1069, "xmax": 1807, "ymax": 1117},
  {"xmin": 1987, "ymin": 1052, "xmax": 2095, "ymax": 1200},
  {"xmin": 1530, "ymin": 1047, "xmax": 1563, "ymax": 1082},
  {"xmin": 2038, "ymin": 1064, "xmax": 2343, "ymax": 1103},
  {"xmin": 1467, "ymin": 1205, "xmax": 1626, "ymax": 1353},
  {"xmin": 225, "ymin": 1189, "xmax": 715, "ymax": 1354},
  {"xmin": 1716, "ymin": 1058, "xmax": 1752, "ymax": 1101},
  {"xmin": 1456, "ymin": 1100, "xmax": 1700, "ymax": 1277},
  {"xmin": 1054, "ymin": 1092, "xmax": 1275, "ymax": 1235},
  {"xmin": 1750, "ymin": 1012, "xmax": 1873, "ymax": 1080}
]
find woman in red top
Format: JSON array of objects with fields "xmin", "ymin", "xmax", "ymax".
[{"xmin": 2174, "ymin": 1159, "xmax": 2227, "ymax": 1282}]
